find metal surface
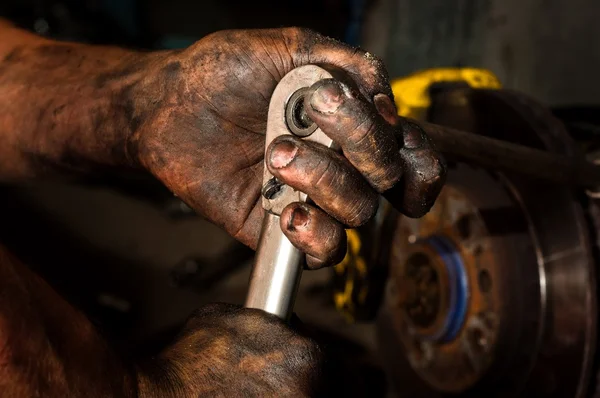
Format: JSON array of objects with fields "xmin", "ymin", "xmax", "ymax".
[
  {"xmin": 246, "ymin": 213, "xmax": 304, "ymax": 318},
  {"xmin": 414, "ymin": 120, "xmax": 600, "ymax": 188},
  {"xmin": 382, "ymin": 168, "xmax": 522, "ymax": 394},
  {"xmin": 284, "ymin": 87, "xmax": 318, "ymax": 137},
  {"xmin": 377, "ymin": 88, "xmax": 597, "ymax": 397},
  {"xmin": 386, "ymin": 64, "xmax": 600, "ymax": 189},
  {"xmin": 392, "ymin": 68, "xmax": 501, "ymax": 120},
  {"xmin": 245, "ymin": 65, "xmax": 337, "ymax": 319},
  {"xmin": 260, "ymin": 66, "xmax": 336, "ymax": 216}
]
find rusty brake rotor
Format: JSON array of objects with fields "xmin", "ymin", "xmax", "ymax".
[{"xmin": 377, "ymin": 88, "xmax": 597, "ymax": 398}]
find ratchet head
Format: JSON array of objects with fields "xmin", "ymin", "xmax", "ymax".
[
  {"xmin": 246, "ymin": 65, "xmax": 340, "ymax": 319},
  {"xmin": 261, "ymin": 65, "xmax": 338, "ymax": 215}
]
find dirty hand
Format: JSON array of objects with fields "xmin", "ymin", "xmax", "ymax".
[
  {"xmin": 137, "ymin": 303, "xmax": 323, "ymax": 397},
  {"xmin": 131, "ymin": 28, "xmax": 445, "ymax": 268}
]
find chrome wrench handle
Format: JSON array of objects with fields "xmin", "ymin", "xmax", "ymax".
[
  {"xmin": 245, "ymin": 65, "xmax": 337, "ymax": 320},
  {"xmin": 246, "ymin": 213, "xmax": 303, "ymax": 319}
]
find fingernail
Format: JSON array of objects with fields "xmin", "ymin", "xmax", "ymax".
[
  {"xmin": 287, "ymin": 205, "xmax": 310, "ymax": 231},
  {"xmin": 374, "ymin": 94, "xmax": 398, "ymax": 125},
  {"xmin": 402, "ymin": 121, "xmax": 427, "ymax": 149},
  {"xmin": 269, "ymin": 139, "xmax": 298, "ymax": 169},
  {"xmin": 310, "ymin": 81, "xmax": 346, "ymax": 114}
]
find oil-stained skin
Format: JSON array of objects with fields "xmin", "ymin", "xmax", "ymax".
[
  {"xmin": 0, "ymin": 24, "xmax": 445, "ymax": 396},
  {"xmin": 0, "ymin": 26, "xmax": 445, "ymax": 268},
  {"xmin": 130, "ymin": 28, "xmax": 446, "ymax": 268},
  {"xmin": 0, "ymin": 241, "xmax": 323, "ymax": 397},
  {"xmin": 138, "ymin": 303, "xmax": 324, "ymax": 398}
]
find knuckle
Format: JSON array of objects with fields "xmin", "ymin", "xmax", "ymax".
[
  {"xmin": 310, "ymin": 229, "xmax": 345, "ymax": 269},
  {"xmin": 362, "ymin": 54, "xmax": 392, "ymax": 95},
  {"xmin": 402, "ymin": 147, "xmax": 447, "ymax": 186},
  {"xmin": 287, "ymin": 26, "xmax": 317, "ymax": 41},
  {"xmin": 325, "ymin": 225, "xmax": 345, "ymax": 251},
  {"xmin": 361, "ymin": 52, "xmax": 386, "ymax": 74},
  {"xmin": 419, "ymin": 151, "xmax": 447, "ymax": 187},
  {"xmin": 289, "ymin": 336, "xmax": 323, "ymax": 365},
  {"xmin": 365, "ymin": 154, "xmax": 403, "ymax": 192},
  {"xmin": 371, "ymin": 171, "xmax": 401, "ymax": 192},
  {"xmin": 368, "ymin": 54, "xmax": 385, "ymax": 70},
  {"xmin": 401, "ymin": 121, "xmax": 430, "ymax": 149},
  {"xmin": 346, "ymin": 194, "xmax": 378, "ymax": 227},
  {"xmin": 310, "ymin": 156, "xmax": 337, "ymax": 189},
  {"xmin": 430, "ymin": 155, "xmax": 447, "ymax": 183},
  {"xmin": 346, "ymin": 111, "xmax": 377, "ymax": 147}
]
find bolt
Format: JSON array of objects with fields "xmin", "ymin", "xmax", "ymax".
[
  {"xmin": 468, "ymin": 326, "xmax": 488, "ymax": 352},
  {"xmin": 461, "ymin": 313, "xmax": 496, "ymax": 373},
  {"xmin": 285, "ymin": 87, "xmax": 317, "ymax": 137},
  {"xmin": 262, "ymin": 178, "xmax": 284, "ymax": 199},
  {"xmin": 478, "ymin": 269, "xmax": 492, "ymax": 293},
  {"xmin": 407, "ymin": 339, "xmax": 434, "ymax": 370}
]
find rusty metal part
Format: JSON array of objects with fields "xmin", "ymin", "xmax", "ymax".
[
  {"xmin": 410, "ymin": 119, "xmax": 600, "ymax": 188},
  {"xmin": 381, "ymin": 165, "xmax": 533, "ymax": 394},
  {"xmin": 245, "ymin": 65, "xmax": 337, "ymax": 320},
  {"xmin": 378, "ymin": 88, "xmax": 596, "ymax": 397}
]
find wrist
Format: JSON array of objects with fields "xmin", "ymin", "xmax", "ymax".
[
  {"xmin": 79, "ymin": 47, "xmax": 178, "ymax": 171},
  {"xmin": 121, "ymin": 49, "xmax": 183, "ymax": 170},
  {"xmin": 0, "ymin": 34, "xmax": 177, "ymax": 177}
]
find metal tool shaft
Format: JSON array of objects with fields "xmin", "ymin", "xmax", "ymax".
[
  {"xmin": 245, "ymin": 65, "xmax": 337, "ymax": 320},
  {"xmin": 418, "ymin": 120, "xmax": 600, "ymax": 187},
  {"xmin": 245, "ymin": 213, "xmax": 304, "ymax": 319}
]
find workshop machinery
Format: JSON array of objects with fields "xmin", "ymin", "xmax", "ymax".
[{"xmin": 333, "ymin": 69, "xmax": 600, "ymax": 397}]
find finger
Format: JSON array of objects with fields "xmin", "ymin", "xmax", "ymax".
[
  {"xmin": 266, "ymin": 136, "xmax": 378, "ymax": 227},
  {"xmin": 385, "ymin": 120, "xmax": 447, "ymax": 218},
  {"xmin": 374, "ymin": 93, "xmax": 400, "ymax": 126},
  {"xmin": 279, "ymin": 203, "xmax": 347, "ymax": 270},
  {"xmin": 304, "ymin": 79, "xmax": 403, "ymax": 192},
  {"xmin": 283, "ymin": 28, "xmax": 393, "ymax": 100}
]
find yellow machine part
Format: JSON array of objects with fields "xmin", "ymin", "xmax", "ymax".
[
  {"xmin": 334, "ymin": 229, "xmax": 368, "ymax": 322},
  {"xmin": 392, "ymin": 68, "xmax": 502, "ymax": 120},
  {"xmin": 333, "ymin": 68, "xmax": 501, "ymax": 322}
]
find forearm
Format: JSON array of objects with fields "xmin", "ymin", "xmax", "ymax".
[
  {"xmin": 0, "ymin": 19, "xmax": 168, "ymax": 179},
  {"xmin": 0, "ymin": 245, "xmax": 138, "ymax": 397}
]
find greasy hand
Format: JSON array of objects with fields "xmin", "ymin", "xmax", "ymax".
[
  {"xmin": 131, "ymin": 28, "xmax": 445, "ymax": 268},
  {"xmin": 137, "ymin": 303, "xmax": 323, "ymax": 397}
]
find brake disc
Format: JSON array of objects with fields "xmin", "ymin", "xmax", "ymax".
[{"xmin": 377, "ymin": 88, "xmax": 597, "ymax": 397}]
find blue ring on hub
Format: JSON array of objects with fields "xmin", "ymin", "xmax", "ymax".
[{"xmin": 422, "ymin": 235, "xmax": 469, "ymax": 342}]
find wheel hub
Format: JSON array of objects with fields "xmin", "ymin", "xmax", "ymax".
[{"xmin": 377, "ymin": 88, "xmax": 596, "ymax": 397}]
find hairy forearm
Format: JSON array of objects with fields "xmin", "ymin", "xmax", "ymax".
[
  {"xmin": 0, "ymin": 245, "xmax": 138, "ymax": 397},
  {"xmin": 0, "ymin": 19, "xmax": 169, "ymax": 179}
]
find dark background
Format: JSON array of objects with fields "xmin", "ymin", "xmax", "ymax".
[{"xmin": 1, "ymin": 0, "xmax": 600, "ymax": 396}]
